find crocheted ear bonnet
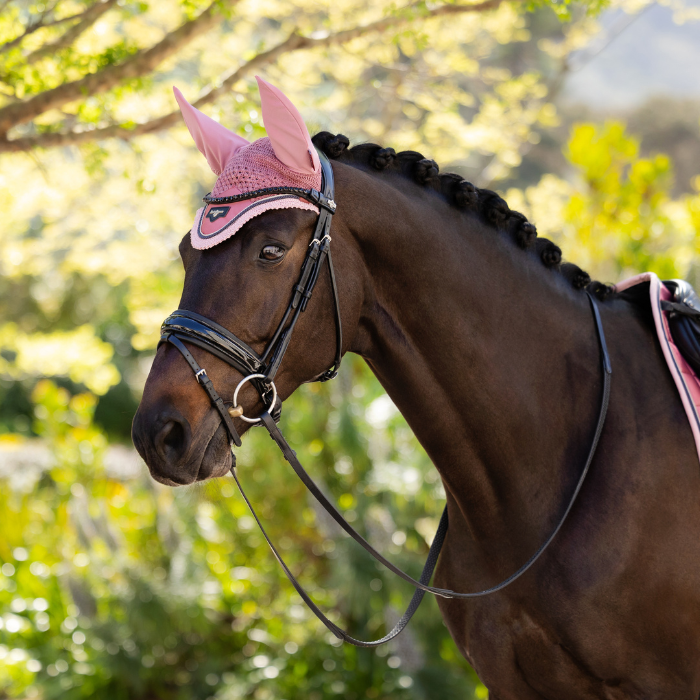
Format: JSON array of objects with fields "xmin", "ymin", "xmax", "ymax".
[{"xmin": 174, "ymin": 76, "xmax": 322, "ymax": 250}]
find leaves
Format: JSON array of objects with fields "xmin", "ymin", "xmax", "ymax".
[
  {"xmin": 512, "ymin": 122, "xmax": 700, "ymax": 282},
  {"xmin": 1, "ymin": 0, "xmax": 696, "ymax": 698},
  {"xmin": 1, "ymin": 366, "xmax": 477, "ymax": 699},
  {"xmin": 0, "ymin": 0, "xmax": 604, "ymax": 151},
  {"xmin": 0, "ymin": 325, "xmax": 120, "ymax": 394}
]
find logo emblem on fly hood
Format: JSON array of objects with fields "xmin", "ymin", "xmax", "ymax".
[{"xmin": 205, "ymin": 206, "xmax": 230, "ymax": 223}]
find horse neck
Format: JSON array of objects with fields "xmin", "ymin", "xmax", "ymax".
[{"xmin": 338, "ymin": 165, "xmax": 605, "ymax": 561}]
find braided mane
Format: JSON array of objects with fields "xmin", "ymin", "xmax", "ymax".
[{"xmin": 311, "ymin": 132, "xmax": 614, "ymax": 302}]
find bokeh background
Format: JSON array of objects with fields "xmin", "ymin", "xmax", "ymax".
[{"xmin": 1, "ymin": 0, "xmax": 699, "ymax": 697}]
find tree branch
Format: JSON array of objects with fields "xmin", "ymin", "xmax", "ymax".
[
  {"xmin": 0, "ymin": 0, "xmax": 231, "ymax": 135},
  {"xmin": 25, "ymin": 0, "xmax": 120, "ymax": 64},
  {"xmin": 0, "ymin": 0, "xmax": 505, "ymax": 153},
  {"xmin": 0, "ymin": 0, "xmax": 90, "ymax": 54}
]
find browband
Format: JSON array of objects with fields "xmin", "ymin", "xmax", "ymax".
[{"xmin": 203, "ymin": 186, "xmax": 337, "ymax": 214}]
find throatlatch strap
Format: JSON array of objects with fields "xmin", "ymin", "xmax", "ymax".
[
  {"xmin": 319, "ymin": 249, "xmax": 342, "ymax": 381},
  {"xmin": 231, "ymin": 292, "xmax": 611, "ymax": 646}
]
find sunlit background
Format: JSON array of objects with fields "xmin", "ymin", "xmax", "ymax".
[{"xmin": 1, "ymin": 0, "xmax": 699, "ymax": 697}]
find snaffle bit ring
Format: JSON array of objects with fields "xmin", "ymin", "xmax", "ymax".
[{"xmin": 229, "ymin": 373, "xmax": 278, "ymax": 424}]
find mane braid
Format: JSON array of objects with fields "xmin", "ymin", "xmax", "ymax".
[{"xmin": 312, "ymin": 131, "xmax": 615, "ymax": 302}]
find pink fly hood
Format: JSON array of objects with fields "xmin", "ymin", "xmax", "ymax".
[
  {"xmin": 174, "ymin": 78, "xmax": 322, "ymax": 250},
  {"xmin": 256, "ymin": 76, "xmax": 321, "ymax": 175},
  {"xmin": 173, "ymin": 87, "xmax": 249, "ymax": 176}
]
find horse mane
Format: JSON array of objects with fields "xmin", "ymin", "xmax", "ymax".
[{"xmin": 311, "ymin": 132, "xmax": 615, "ymax": 302}]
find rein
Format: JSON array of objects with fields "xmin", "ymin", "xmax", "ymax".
[{"xmin": 160, "ymin": 151, "xmax": 613, "ymax": 647}]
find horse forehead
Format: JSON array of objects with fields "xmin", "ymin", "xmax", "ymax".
[
  {"xmin": 188, "ymin": 206, "xmax": 313, "ymax": 254},
  {"xmin": 181, "ymin": 207, "xmax": 319, "ymax": 310}
]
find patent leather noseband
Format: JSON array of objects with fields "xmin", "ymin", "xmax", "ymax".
[{"xmin": 158, "ymin": 149, "xmax": 613, "ymax": 647}]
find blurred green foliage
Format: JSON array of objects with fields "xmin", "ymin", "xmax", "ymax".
[
  {"xmin": 1, "ymin": 0, "xmax": 700, "ymax": 698},
  {"xmin": 1, "ymin": 365, "xmax": 482, "ymax": 699},
  {"xmin": 508, "ymin": 122, "xmax": 700, "ymax": 284}
]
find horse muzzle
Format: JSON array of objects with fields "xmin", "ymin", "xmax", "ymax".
[{"xmin": 132, "ymin": 404, "xmax": 233, "ymax": 486}]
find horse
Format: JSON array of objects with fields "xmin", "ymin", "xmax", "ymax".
[{"xmin": 132, "ymin": 80, "xmax": 700, "ymax": 698}]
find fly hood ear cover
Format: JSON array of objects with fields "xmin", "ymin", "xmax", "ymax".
[
  {"xmin": 256, "ymin": 76, "xmax": 321, "ymax": 175},
  {"xmin": 173, "ymin": 87, "xmax": 250, "ymax": 175},
  {"xmin": 180, "ymin": 79, "xmax": 323, "ymax": 251}
]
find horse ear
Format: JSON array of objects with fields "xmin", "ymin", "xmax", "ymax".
[
  {"xmin": 256, "ymin": 76, "xmax": 320, "ymax": 175},
  {"xmin": 173, "ymin": 87, "xmax": 249, "ymax": 175}
]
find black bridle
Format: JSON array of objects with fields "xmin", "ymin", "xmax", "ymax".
[
  {"xmin": 160, "ymin": 151, "xmax": 342, "ymax": 447},
  {"xmin": 159, "ymin": 149, "xmax": 612, "ymax": 647}
]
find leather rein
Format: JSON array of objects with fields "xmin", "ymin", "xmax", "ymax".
[{"xmin": 160, "ymin": 150, "xmax": 613, "ymax": 647}]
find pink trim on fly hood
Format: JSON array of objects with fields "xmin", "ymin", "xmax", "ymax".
[
  {"xmin": 173, "ymin": 78, "xmax": 322, "ymax": 250},
  {"xmin": 615, "ymin": 272, "xmax": 700, "ymax": 465}
]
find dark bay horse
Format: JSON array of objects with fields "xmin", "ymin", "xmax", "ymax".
[{"xmin": 132, "ymin": 132, "xmax": 700, "ymax": 698}]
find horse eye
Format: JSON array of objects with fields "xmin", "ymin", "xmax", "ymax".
[{"xmin": 260, "ymin": 245, "xmax": 284, "ymax": 261}]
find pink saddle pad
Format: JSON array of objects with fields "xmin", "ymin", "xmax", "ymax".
[{"xmin": 615, "ymin": 272, "xmax": 700, "ymax": 463}]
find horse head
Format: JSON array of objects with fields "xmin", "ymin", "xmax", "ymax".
[{"xmin": 132, "ymin": 78, "xmax": 362, "ymax": 486}]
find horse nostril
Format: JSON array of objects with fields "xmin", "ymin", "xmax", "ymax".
[{"xmin": 155, "ymin": 417, "xmax": 189, "ymax": 463}]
